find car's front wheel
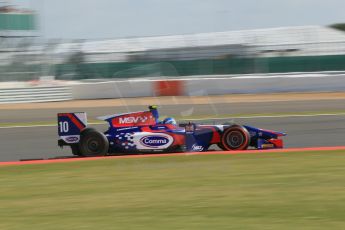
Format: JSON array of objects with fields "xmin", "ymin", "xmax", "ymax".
[
  {"xmin": 221, "ymin": 125, "xmax": 250, "ymax": 151},
  {"xmin": 78, "ymin": 129, "xmax": 109, "ymax": 157}
]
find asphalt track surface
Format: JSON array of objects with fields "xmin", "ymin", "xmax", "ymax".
[
  {"xmin": 1, "ymin": 112, "xmax": 345, "ymax": 162},
  {"xmin": 1, "ymin": 98, "xmax": 345, "ymax": 162},
  {"xmin": 1, "ymin": 99, "xmax": 345, "ymax": 124}
]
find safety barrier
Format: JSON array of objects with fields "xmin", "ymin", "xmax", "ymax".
[
  {"xmin": 71, "ymin": 80, "xmax": 153, "ymax": 99},
  {"xmin": 185, "ymin": 74, "xmax": 345, "ymax": 95},
  {"xmin": 2, "ymin": 72, "xmax": 345, "ymax": 103},
  {"xmin": 72, "ymin": 73, "xmax": 345, "ymax": 100},
  {"xmin": 0, "ymin": 86, "xmax": 72, "ymax": 104}
]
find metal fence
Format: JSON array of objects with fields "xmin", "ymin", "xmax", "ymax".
[{"xmin": 0, "ymin": 86, "xmax": 72, "ymax": 103}]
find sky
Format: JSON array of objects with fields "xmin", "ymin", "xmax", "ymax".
[{"xmin": 11, "ymin": 0, "xmax": 345, "ymax": 40}]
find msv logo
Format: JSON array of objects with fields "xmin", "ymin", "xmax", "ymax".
[
  {"xmin": 140, "ymin": 135, "xmax": 169, "ymax": 148},
  {"xmin": 119, "ymin": 116, "xmax": 148, "ymax": 124}
]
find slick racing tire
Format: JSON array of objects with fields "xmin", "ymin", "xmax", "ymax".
[
  {"xmin": 217, "ymin": 142, "xmax": 227, "ymax": 151},
  {"xmin": 217, "ymin": 122, "xmax": 236, "ymax": 150},
  {"xmin": 70, "ymin": 128, "xmax": 96, "ymax": 156},
  {"xmin": 221, "ymin": 125, "xmax": 250, "ymax": 151},
  {"xmin": 79, "ymin": 128, "xmax": 109, "ymax": 157},
  {"xmin": 71, "ymin": 144, "xmax": 82, "ymax": 156}
]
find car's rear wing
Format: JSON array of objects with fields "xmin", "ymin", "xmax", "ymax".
[
  {"xmin": 98, "ymin": 111, "xmax": 157, "ymax": 128},
  {"xmin": 57, "ymin": 112, "xmax": 87, "ymax": 145}
]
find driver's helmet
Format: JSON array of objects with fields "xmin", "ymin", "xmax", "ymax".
[{"xmin": 163, "ymin": 117, "xmax": 177, "ymax": 125}]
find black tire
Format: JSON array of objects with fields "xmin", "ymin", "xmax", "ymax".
[
  {"xmin": 68, "ymin": 128, "xmax": 97, "ymax": 156},
  {"xmin": 81, "ymin": 127, "xmax": 97, "ymax": 135},
  {"xmin": 217, "ymin": 122, "xmax": 236, "ymax": 150},
  {"xmin": 78, "ymin": 129, "xmax": 109, "ymax": 157},
  {"xmin": 221, "ymin": 125, "xmax": 250, "ymax": 151},
  {"xmin": 217, "ymin": 142, "xmax": 227, "ymax": 151},
  {"xmin": 71, "ymin": 144, "xmax": 82, "ymax": 156}
]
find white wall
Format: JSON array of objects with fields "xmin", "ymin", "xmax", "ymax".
[{"xmin": 72, "ymin": 73, "xmax": 345, "ymax": 100}]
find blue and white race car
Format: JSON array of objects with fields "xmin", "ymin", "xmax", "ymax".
[{"xmin": 58, "ymin": 106, "xmax": 286, "ymax": 157}]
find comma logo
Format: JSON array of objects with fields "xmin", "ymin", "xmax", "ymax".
[
  {"xmin": 140, "ymin": 136, "xmax": 169, "ymax": 148},
  {"xmin": 66, "ymin": 136, "xmax": 79, "ymax": 142}
]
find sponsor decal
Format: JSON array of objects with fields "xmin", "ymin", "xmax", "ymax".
[
  {"xmin": 117, "ymin": 127, "xmax": 138, "ymax": 131},
  {"xmin": 119, "ymin": 116, "xmax": 148, "ymax": 124},
  {"xmin": 66, "ymin": 136, "xmax": 79, "ymax": 142},
  {"xmin": 111, "ymin": 111, "xmax": 156, "ymax": 127},
  {"xmin": 140, "ymin": 135, "xmax": 169, "ymax": 148},
  {"xmin": 261, "ymin": 143, "xmax": 275, "ymax": 149},
  {"xmin": 192, "ymin": 144, "xmax": 204, "ymax": 151}
]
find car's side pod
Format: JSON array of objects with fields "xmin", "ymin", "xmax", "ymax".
[{"xmin": 57, "ymin": 112, "xmax": 87, "ymax": 147}]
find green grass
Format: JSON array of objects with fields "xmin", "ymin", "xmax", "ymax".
[
  {"xmin": 0, "ymin": 151, "xmax": 345, "ymax": 229},
  {"xmin": 2, "ymin": 110, "xmax": 345, "ymax": 128}
]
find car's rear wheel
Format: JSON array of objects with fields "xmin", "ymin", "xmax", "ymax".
[
  {"xmin": 78, "ymin": 129, "xmax": 109, "ymax": 157},
  {"xmin": 221, "ymin": 125, "xmax": 250, "ymax": 151},
  {"xmin": 71, "ymin": 144, "xmax": 82, "ymax": 156}
]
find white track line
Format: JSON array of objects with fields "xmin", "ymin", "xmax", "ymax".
[
  {"xmin": 184, "ymin": 113, "xmax": 345, "ymax": 121},
  {"xmin": 0, "ymin": 122, "xmax": 103, "ymax": 129},
  {"xmin": 2, "ymin": 113, "xmax": 345, "ymax": 129}
]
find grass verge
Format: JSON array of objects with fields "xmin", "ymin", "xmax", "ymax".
[{"xmin": 0, "ymin": 150, "xmax": 345, "ymax": 229}]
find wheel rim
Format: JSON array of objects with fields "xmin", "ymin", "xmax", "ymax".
[
  {"xmin": 87, "ymin": 138, "xmax": 100, "ymax": 152},
  {"xmin": 225, "ymin": 131, "xmax": 244, "ymax": 148}
]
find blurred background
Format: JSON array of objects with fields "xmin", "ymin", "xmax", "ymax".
[{"xmin": 1, "ymin": 0, "xmax": 345, "ymax": 84}]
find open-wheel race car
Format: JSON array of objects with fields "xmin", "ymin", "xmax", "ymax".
[{"xmin": 58, "ymin": 106, "xmax": 286, "ymax": 157}]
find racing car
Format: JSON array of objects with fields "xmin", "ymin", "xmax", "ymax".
[{"xmin": 58, "ymin": 106, "xmax": 286, "ymax": 157}]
